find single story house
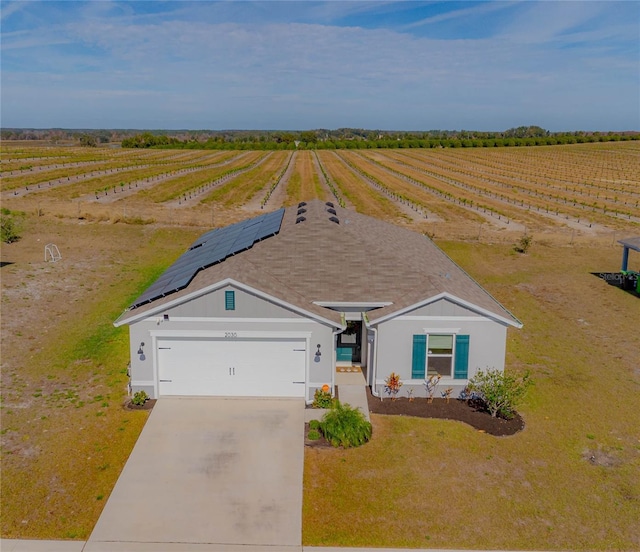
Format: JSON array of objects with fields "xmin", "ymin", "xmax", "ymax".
[{"xmin": 114, "ymin": 200, "xmax": 522, "ymax": 402}]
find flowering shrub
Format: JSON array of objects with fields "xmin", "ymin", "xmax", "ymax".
[
  {"xmin": 312, "ymin": 388, "xmax": 333, "ymax": 409},
  {"xmin": 384, "ymin": 372, "xmax": 403, "ymax": 400},
  {"xmin": 468, "ymin": 368, "xmax": 532, "ymax": 419},
  {"xmin": 424, "ymin": 374, "xmax": 441, "ymax": 403}
]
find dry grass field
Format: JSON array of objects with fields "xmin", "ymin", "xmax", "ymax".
[{"xmin": 1, "ymin": 141, "xmax": 639, "ymax": 547}]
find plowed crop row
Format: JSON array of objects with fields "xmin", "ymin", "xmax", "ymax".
[
  {"xmin": 132, "ymin": 152, "xmax": 261, "ymax": 203},
  {"xmin": 1, "ymin": 141, "xmax": 637, "ymax": 237},
  {"xmin": 2, "ymin": 153, "xmax": 224, "ymax": 194},
  {"xmin": 316, "ymin": 151, "xmax": 406, "ymax": 223},
  {"xmin": 14, "ymin": 152, "xmax": 235, "ymax": 200},
  {"xmin": 283, "ymin": 151, "xmax": 326, "ymax": 206},
  {"xmin": 0, "ymin": 148, "xmax": 209, "ymax": 174},
  {"xmin": 201, "ymin": 151, "xmax": 290, "ymax": 207},
  {"xmin": 337, "ymin": 151, "xmax": 481, "ymax": 225},
  {"xmin": 407, "ymin": 143, "xmax": 640, "ymax": 195},
  {"xmin": 367, "ymin": 149, "xmax": 640, "ymax": 229}
]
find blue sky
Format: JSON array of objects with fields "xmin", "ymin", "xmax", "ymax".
[{"xmin": 1, "ymin": 1, "xmax": 638, "ymax": 131}]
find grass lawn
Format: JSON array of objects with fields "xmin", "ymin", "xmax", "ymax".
[
  {"xmin": 1, "ymin": 145, "xmax": 638, "ymax": 547},
  {"xmin": 303, "ymin": 238, "xmax": 640, "ymax": 550},
  {"xmin": 1, "ymin": 217, "xmax": 199, "ymax": 539}
]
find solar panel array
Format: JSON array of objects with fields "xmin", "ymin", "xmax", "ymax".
[{"xmin": 131, "ymin": 209, "xmax": 285, "ymax": 308}]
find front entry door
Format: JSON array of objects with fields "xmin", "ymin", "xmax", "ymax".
[{"xmin": 337, "ymin": 321, "xmax": 362, "ymax": 363}]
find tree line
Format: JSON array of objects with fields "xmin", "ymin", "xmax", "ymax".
[
  {"xmin": 2, "ymin": 126, "xmax": 638, "ymax": 149},
  {"xmin": 121, "ymin": 130, "xmax": 639, "ymax": 151}
]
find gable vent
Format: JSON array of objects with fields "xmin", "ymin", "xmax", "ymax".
[
  {"xmin": 296, "ymin": 216, "xmax": 306, "ymax": 224},
  {"xmin": 329, "ymin": 216, "xmax": 339, "ymax": 224}
]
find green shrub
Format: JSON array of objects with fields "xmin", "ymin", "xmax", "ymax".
[
  {"xmin": 312, "ymin": 388, "xmax": 333, "ymax": 408},
  {"xmin": 468, "ymin": 368, "xmax": 532, "ymax": 419},
  {"xmin": 320, "ymin": 400, "xmax": 372, "ymax": 448},
  {"xmin": 309, "ymin": 419, "xmax": 321, "ymax": 430},
  {"xmin": 307, "ymin": 429, "xmax": 321, "ymax": 441},
  {"xmin": 514, "ymin": 234, "xmax": 533, "ymax": 254},
  {"xmin": 1, "ymin": 209, "xmax": 22, "ymax": 244},
  {"xmin": 131, "ymin": 390, "xmax": 148, "ymax": 406}
]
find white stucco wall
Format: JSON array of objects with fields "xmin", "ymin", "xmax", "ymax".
[
  {"xmin": 372, "ymin": 298, "xmax": 509, "ymax": 399},
  {"xmin": 127, "ymin": 285, "xmax": 336, "ymax": 401}
]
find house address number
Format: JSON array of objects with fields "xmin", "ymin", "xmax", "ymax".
[{"xmin": 224, "ymin": 332, "xmax": 238, "ymax": 338}]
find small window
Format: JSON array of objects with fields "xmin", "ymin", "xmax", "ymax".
[
  {"xmin": 427, "ymin": 334, "xmax": 453, "ymax": 377},
  {"xmin": 412, "ymin": 333, "xmax": 470, "ymax": 380},
  {"xmin": 225, "ymin": 290, "xmax": 235, "ymax": 311}
]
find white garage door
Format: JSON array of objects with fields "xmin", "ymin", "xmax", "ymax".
[{"xmin": 157, "ymin": 337, "xmax": 306, "ymax": 397}]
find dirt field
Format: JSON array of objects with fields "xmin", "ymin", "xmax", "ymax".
[{"xmin": 1, "ymin": 142, "xmax": 639, "ymax": 545}]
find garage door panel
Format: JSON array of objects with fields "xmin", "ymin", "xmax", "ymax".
[{"xmin": 157, "ymin": 338, "xmax": 306, "ymax": 397}]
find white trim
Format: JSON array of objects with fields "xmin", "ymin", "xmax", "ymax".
[
  {"xmin": 313, "ymin": 301, "xmax": 392, "ymax": 308},
  {"xmin": 376, "ymin": 378, "xmax": 469, "ymax": 386},
  {"xmin": 115, "ymin": 278, "xmax": 342, "ymax": 329},
  {"xmin": 370, "ymin": 292, "xmax": 522, "ymax": 328},
  {"xmin": 344, "ymin": 312, "xmax": 363, "ymax": 321},
  {"xmin": 150, "ymin": 316, "xmax": 314, "ymax": 324},
  {"xmin": 151, "ymin": 330, "xmax": 311, "ymax": 339},
  {"xmin": 130, "ymin": 380, "xmax": 155, "ymax": 388},
  {"xmin": 395, "ymin": 315, "xmax": 484, "ymax": 322},
  {"xmin": 422, "ymin": 327, "xmax": 460, "ymax": 334}
]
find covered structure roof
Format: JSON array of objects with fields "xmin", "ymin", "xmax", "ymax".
[
  {"xmin": 618, "ymin": 236, "xmax": 640, "ymax": 272},
  {"xmin": 618, "ymin": 236, "xmax": 640, "ymax": 252},
  {"xmin": 116, "ymin": 200, "xmax": 521, "ymax": 328}
]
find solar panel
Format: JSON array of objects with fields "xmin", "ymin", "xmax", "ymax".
[
  {"xmin": 163, "ymin": 272, "xmax": 194, "ymax": 293},
  {"xmin": 130, "ymin": 208, "xmax": 285, "ymax": 308}
]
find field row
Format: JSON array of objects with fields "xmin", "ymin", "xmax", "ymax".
[{"xmin": 2, "ymin": 143, "xmax": 638, "ymax": 235}]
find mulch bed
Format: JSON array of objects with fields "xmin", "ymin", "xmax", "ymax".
[
  {"xmin": 304, "ymin": 388, "xmax": 523, "ymax": 447},
  {"xmin": 366, "ymin": 388, "xmax": 524, "ymax": 436},
  {"xmin": 304, "ymin": 423, "xmax": 333, "ymax": 448},
  {"xmin": 124, "ymin": 398, "xmax": 157, "ymax": 411}
]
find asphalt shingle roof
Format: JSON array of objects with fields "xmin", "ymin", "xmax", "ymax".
[{"xmin": 116, "ymin": 200, "xmax": 521, "ymax": 328}]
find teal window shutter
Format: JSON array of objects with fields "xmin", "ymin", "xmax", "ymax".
[
  {"xmin": 411, "ymin": 335, "xmax": 427, "ymax": 379},
  {"xmin": 225, "ymin": 290, "xmax": 235, "ymax": 311},
  {"xmin": 454, "ymin": 335, "xmax": 470, "ymax": 379}
]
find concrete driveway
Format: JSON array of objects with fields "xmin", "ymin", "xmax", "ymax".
[{"xmin": 86, "ymin": 397, "xmax": 305, "ymax": 551}]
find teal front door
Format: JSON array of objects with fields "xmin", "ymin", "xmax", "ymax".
[{"xmin": 336, "ymin": 321, "xmax": 362, "ymax": 363}]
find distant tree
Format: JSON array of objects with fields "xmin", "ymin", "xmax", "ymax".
[
  {"xmin": 300, "ymin": 130, "xmax": 317, "ymax": 143},
  {"xmin": 79, "ymin": 134, "xmax": 97, "ymax": 147}
]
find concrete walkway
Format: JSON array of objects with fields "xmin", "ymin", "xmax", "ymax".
[
  {"xmin": 85, "ymin": 397, "xmax": 304, "ymax": 551},
  {"xmin": 336, "ymin": 369, "xmax": 370, "ymax": 422}
]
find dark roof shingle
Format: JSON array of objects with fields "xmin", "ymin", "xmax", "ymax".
[{"xmin": 116, "ymin": 200, "xmax": 521, "ymax": 327}]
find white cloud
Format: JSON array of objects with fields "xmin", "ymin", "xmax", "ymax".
[{"xmin": 1, "ymin": 1, "xmax": 638, "ymax": 130}]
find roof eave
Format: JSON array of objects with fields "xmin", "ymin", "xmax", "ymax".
[
  {"xmin": 368, "ymin": 292, "xmax": 523, "ymax": 329},
  {"xmin": 113, "ymin": 277, "xmax": 342, "ymax": 329}
]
